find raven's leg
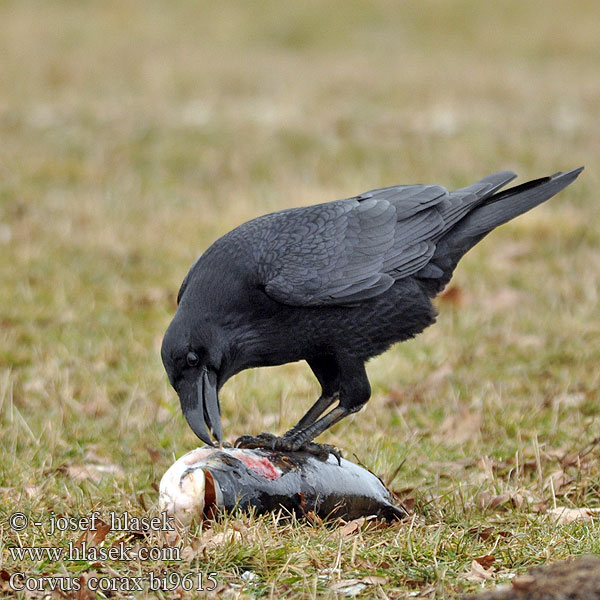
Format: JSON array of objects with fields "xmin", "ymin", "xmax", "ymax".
[
  {"xmin": 276, "ymin": 359, "xmax": 370, "ymax": 452},
  {"xmin": 281, "ymin": 356, "xmax": 340, "ymax": 436},
  {"xmin": 235, "ymin": 357, "xmax": 341, "ymax": 456},
  {"xmin": 235, "ymin": 359, "xmax": 370, "ymax": 458}
]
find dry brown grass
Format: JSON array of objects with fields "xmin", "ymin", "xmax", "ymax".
[{"xmin": 1, "ymin": 1, "xmax": 599, "ymax": 598}]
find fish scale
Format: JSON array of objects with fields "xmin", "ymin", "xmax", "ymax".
[{"xmin": 159, "ymin": 446, "xmax": 407, "ymax": 524}]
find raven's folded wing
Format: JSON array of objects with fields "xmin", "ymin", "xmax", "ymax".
[
  {"xmin": 256, "ymin": 173, "xmax": 516, "ymax": 307},
  {"xmin": 256, "ymin": 184, "xmax": 450, "ymax": 306}
]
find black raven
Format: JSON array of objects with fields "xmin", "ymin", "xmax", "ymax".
[{"xmin": 161, "ymin": 167, "xmax": 583, "ymax": 452}]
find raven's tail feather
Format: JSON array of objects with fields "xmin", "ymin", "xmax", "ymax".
[
  {"xmin": 450, "ymin": 167, "xmax": 583, "ymax": 240},
  {"xmin": 417, "ymin": 167, "xmax": 584, "ymax": 296}
]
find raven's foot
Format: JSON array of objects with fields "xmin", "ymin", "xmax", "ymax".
[
  {"xmin": 234, "ymin": 432, "xmax": 278, "ymax": 450},
  {"xmin": 234, "ymin": 433, "xmax": 342, "ymax": 463}
]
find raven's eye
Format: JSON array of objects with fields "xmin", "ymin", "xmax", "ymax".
[{"xmin": 186, "ymin": 352, "xmax": 199, "ymax": 367}]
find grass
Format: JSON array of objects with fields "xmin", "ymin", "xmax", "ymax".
[{"xmin": 1, "ymin": 0, "xmax": 599, "ymax": 598}]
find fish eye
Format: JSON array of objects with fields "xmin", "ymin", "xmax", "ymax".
[{"xmin": 186, "ymin": 351, "xmax": 199, "ymax": 367}]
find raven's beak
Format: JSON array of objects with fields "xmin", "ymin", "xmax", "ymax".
[{"xmin": 179, "ymin": 368, "xmax": 222, "ymax": 446}]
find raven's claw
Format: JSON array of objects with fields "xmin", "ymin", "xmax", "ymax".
[
  {"xmin": 303, "ymin": 442, "xmax": 342, "ymax": 464},
  {"xmin": 234, "ymin": 433, "xmax": 342, "ymax": 463}
]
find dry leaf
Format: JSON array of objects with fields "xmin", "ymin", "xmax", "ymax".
[
  {"xmin": 330, "ymin": 579, "xmax": 366, "ymax": 596},
  {"xmin": 477, "ymin": 489, "xmax": 539, "ymax": 511},
  {"xmin": 474, "ymin": 554, "xmax": 495, "ymax": 569},
  {"xmin": 360, "ymin": 575, "xmax": 388, "ymax": 585},
  {"xmin": 438, "ymin": 285, "xmax": 465, "ymax": 307},
  {"xmin": 232, "ymin": 521, "xmax": 249, "ymax": 535},
  {"xmin": 468, "ymin": 526, "xmax": 512, "ymax": 541},
  {"xmin": 74, "ymin": 518, "xmax": 110, "ymax": 548},
  {"xmin": 547, "ymin": 507, "xmax": 600, "ymax": 525},
  {"xmin": 510, "ymin": 490, "xmax": 540, "ymax": 509},
  {"xmin": 468, "ymin": 526, "xmax": 495, "ymax": 541},
  {"xmin": 305, "ymin": 511, "xmax": 323, "ymax": 526},
  {"xmin": 560, "ymin": 453, "xmax": 582, "ymax": 467},
  {"xmin": 66, "ymin": 463, "xmax": 124, "ymax": 482},
  {"xmin": 477, "ymin": 492, "xmax": 510, "ymax": 511},
  {"xmin": 465, "ymin": 559, "xmax": 495, "ymax": 581},
  {"xmin": 399, "ymin": 497, "xmax": 415, "ymax": 512},
  {"xmin": 204, "ymin": 529, "xmax": 242, "ymax": 548},
  {"xmin": 337, "ymin": 517, "xmax": 365, "ymax": 538},
  {"xmin": 330, "ymin": 575, "xmax": 387, "ymax": 596},
  {"xmin": 178, "ymin": 534, "xmax": 209, "ymax": 562},
  {"xmin": 544, "ymin": 470, "xmax": 572, "ymax": 493},
  {"xmin": 181, "ymin": 545, "xmax": 198, "ymax": 562}
]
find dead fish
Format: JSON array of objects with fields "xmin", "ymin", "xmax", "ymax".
[{"xmin": 159, "ymin": 446, "xmax": 407, "ymax": 524}]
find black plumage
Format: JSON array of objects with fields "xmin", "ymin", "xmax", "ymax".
[{"xmin": 161, "ymin": 167, "xmax": 583, "ymax": 451}]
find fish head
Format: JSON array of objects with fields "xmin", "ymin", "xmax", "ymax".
[{"xmin": 159, "ymin": 447, "xmax": 222, "ymax": 525}]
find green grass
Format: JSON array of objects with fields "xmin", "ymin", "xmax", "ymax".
[{"xmin": 1, "ymin": 1, "xmax": 599, "ymax": 598}]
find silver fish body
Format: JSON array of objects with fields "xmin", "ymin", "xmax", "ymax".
[{"xmin": 159, "ymin": 447, "xmax": 406, "ymax": 524}]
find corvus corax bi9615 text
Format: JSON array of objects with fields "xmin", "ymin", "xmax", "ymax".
[{"xmin": 161, "ymin": 167, "xmax": 583, "ymax": 453}]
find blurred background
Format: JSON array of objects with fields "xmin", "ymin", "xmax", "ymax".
[
  {"xmin": 1, "ymin": 1, "xmax": 599, "ymax": 595},
  {"xmin": 1, "ymin": 0, "xmax": 598, "ymax": 508}
]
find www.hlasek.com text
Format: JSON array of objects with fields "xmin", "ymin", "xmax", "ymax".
[{"xmin": 9, "ymin": 540, "xmax": 180, "ymax": 562}]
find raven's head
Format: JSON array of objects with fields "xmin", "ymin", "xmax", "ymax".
[{"xmin": 161, "ymin": 314, "xmax": 225, "ymax": 446}]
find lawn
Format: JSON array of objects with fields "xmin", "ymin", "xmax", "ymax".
[{"xmin": 1, "ymin": 1, "xmax": 599, "ymax": 598}]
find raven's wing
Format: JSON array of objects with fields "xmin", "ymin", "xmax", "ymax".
[{"xmin": 254, "ymin": 173, "xmax": 515, "ymax": 307}]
